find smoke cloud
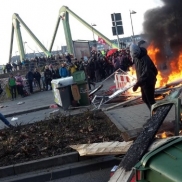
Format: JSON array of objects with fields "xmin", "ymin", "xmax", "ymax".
[{"xmin": 143, "ymin": 0, "xmax": 182, "ymax": 62}]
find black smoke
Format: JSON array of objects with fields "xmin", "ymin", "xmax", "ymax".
[{"xmin": 143, "ymin": 0, "xmax": 182, "ymax": 63}]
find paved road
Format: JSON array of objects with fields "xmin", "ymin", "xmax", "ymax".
[
  {"xmin": 4, "ymin": 108, "xmax": 55, "ymax": 128},
  {"xmin": 0, "ymin": 90, "xmax": 54, "ymax": 115},
  {"xmin": 49, "ymin": 168, "xmax": 111, "ymax": 182}
]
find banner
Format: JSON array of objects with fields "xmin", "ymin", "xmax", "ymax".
[{"xmin": 98, "ymin": 37, "xmax": 106, "ymax": 45}]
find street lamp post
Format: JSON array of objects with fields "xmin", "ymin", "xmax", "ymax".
[
  {"xmin": 129, "ymin": 10, "xmax": 136, "ymax": 42},
  {"xmin": 91, "ymin": 24, "xmax": 96, "ymax": 40}
]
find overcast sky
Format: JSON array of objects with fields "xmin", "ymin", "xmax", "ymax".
[{"xmin": 0, "ymin": 0, "xmax": 163, "ymax": 64}]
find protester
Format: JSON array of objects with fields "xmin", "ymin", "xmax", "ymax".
[
  {"xmin": 44, "ymin": 65, "xmax": 52, "ymax": 91},
  {"xmin": 49, "ymin": 64, "xmax": 56, "ymax": 79},
  {"xmin": 26, "ymin": 69, "xmax": 34, "ymax": 94},
  {"xmin": 69, "ymin": 63, "xmax": 77, "ymax": 75},
  {"xmin": 6, "ymin": 63, "xmax": 12, "ymax": 73},
  {"xmin": 15, "ymin": 72, "xmax": 24, "ymax": 97},
  {"xmin": 86, "ymin": 60, "xmax": 95, "ymax": 90},
  {"xmin": 55, "ymin": 65, "xmax": 61, "ymax": 78},
  {"xmin": 2, "ymin": 65, "xmax": 6, "ymax": 74},
  {"xmin": 65, "ymin": 53, "xmax": 72, "ymax": 64},
  {"xmin": 130, "ymin": 43, "xmax": 158, "ymax": 110},
  {"xmin": 59, "ymin": 63, "xmax": 69, "ymax": 78},
  {"xmin": 8, "ymin": 73, "xmax": 16, "ymax": 100},
  {"xmin": 0, "ymin": 112, "xmax": 13, "ymax": 128},
  {"xmin": 33, "ymin": 68, "xmax": 41, "ymax": 91}
]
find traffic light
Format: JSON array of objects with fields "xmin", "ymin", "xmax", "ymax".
[{"xmin": 111, "ymin": 13, "xmax": 124, "ymax": 36}]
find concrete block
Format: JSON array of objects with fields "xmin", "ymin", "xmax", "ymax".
[
  {"xmin": 0, "ymin": 165, "xmax": 14, "ymax": 178},
  {"xmin": 14, "ymin": 152, "xmax": 78, "ymax": 175}
]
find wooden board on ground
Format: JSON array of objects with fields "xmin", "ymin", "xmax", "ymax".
[{"xmin": 70, "ymin": 141, "xmax": 133, "ymax": 156}]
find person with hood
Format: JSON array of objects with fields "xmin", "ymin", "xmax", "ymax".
[{"xmin": 130, "ymin": 43, "xmax": 158, "ymax": 110}]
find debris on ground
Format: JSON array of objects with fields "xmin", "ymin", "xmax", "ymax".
[
  {"xmin": 11, "ymin": 117, "xmax": 18, "ymax": 121},
  {"xmin": 17, "ymin": 102, "xmax": 25, "ymax": 105}
]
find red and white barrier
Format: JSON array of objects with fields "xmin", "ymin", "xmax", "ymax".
[{"xmin": 115, "ymin": 74, "xmax": 131, "ymax": 89}]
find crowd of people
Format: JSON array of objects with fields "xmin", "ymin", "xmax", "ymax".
[
  {"xmin": 6, "ymin": 49, "xmax": 133, "ymax": 98},
  {"xmin": 0, "ymin": 41, "xmax": 159, "ymax": 128}
]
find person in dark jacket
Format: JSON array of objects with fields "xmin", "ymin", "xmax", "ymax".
[
  {"xmin": 55, "ymin": 65, "xmax": 61, "ymax": 79},
  {"xmin": 86, "ymin": 60, "xmax": 95, "ymax": 90},
  {"xmin": 130, "ymin": 44, "xmax": 158, "ymax": 110},
  {"xmin": 44, "ymin": 65, "xmax": 52, "ymax": 91},
  {"xmin": 33, "ymin": 68, "xmax": 41, "ymax": 90},
  {"xmin": 49, "ymin": 64, "xmax": 57, "ymax": 79},
  {"xmin": 26, "ymin": 70, "xmax": 34, "ymax": 94}
]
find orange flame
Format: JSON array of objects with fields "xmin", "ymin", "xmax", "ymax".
[
  {"xmin": 130, "ymin": 43, "xmax": 182, "ymax": 88},
  {"xmin": 161, "ymin": 132, "xmax": 167, "ymax": 139}
]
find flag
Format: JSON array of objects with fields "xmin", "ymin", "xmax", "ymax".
[{"xmin": 98, "ymin": 37, "xmax": 106, "ymax": 45}]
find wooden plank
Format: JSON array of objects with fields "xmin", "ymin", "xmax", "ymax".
[{"xmin": 70, "ymin": 141, "xmax": 133, "ymax": 156}]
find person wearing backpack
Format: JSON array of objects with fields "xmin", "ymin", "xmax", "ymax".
[{"xmin": 8, "ymin": 73, "xmax": 16, "ymax": 100}]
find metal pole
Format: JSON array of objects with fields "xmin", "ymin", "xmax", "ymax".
[
  {"xmin": 8, "ymin": 24, "xmax": 14, "ymax": 63},
  {"xmin": 92, "ymin": 26, "xmax": 95, "ymax": 40},
  {"xmin": 130, "ymin": 11, "xmax": 135, "ymax": 41},
  {"xmin": 24, "ymin": 42, "xmax": 26, "ymax": 55},
  {"xmin": 113, "ymin": 13, "xmax": 120, "ymax": 49}
]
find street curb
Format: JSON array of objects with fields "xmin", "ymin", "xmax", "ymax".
[
  {"xmin": 4, "ymin": 105, "xmax": 50, "ymax": 117},
  {"xmin": 0, "ymin": 152, "xmax": 103, "ymax": 178},
  {"xmin": 1, "ymin": 156, "xmax": 118, "ymax": 182}
]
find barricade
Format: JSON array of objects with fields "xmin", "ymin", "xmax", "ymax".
[{"xmin": 115, "ymin": 73, "xmax": 131, "ymax": 90}]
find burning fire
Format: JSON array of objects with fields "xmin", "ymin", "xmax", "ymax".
[
  {"xmin": 148, "ymin": 44, "xmax": 182, "ymax": 87},
  {"xmin": 161, "ymin": 132, "xmax": 167, "ymax": 139},
  {"xmin": 155, "ymin": 131, "xmax": 174, "ymax": 139},
  {"xmin": 129, "ymin": 43, "xmax": 182, "ymax": 88}
]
